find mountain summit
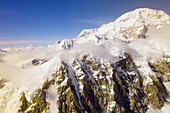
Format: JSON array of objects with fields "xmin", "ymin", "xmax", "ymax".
[
  {"xmin": 76, "ymin": 8, "xmax": 170, "ymax": 42},
  {"xmin": 0, "ymin": 8, "xmax": 170, "ymax": 113}
]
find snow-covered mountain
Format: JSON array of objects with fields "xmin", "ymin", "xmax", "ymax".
[
  {"xmin": 76, "ymin": 8, "xmax": 170, "ymax": 42},
  {"xmin": 0, "ymin": 8, "xmax": 170, "ymax": 113}
]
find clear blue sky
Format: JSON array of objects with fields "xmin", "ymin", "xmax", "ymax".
[{"xmin": 0, "ymin": 0, "xmax": 169, "ymax": 47}]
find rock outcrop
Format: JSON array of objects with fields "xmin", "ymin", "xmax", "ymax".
[{"xmin": 17, "ymin": 53, "xmax": 169, "ymax": 113}]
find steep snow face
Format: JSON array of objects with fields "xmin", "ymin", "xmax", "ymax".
[
  {"xmin": 76, "ymin": 8, "xmax": 170, "ymax": 41},
  {"xmin": 114, "ymin": 8, "xmax": 170, "ymax": 28},
  {"xmin": 76, "ymin": 29, "xmax": 97, "ymax": 39},
  {"xmin": 0, "ymin": 81, "xmax": 21, "ymax": 113}
]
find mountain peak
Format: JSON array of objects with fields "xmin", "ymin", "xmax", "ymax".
[
  {"xmin": 1, "ymin": 8, "xmax": 170, "ymax": 113},
  {"xmin": 115, "ymin": 8, "xmax": 169, "ymax": 23},
  {"xmin": 76, "ymin": 8, "xmax": 170, "ymax": 41}
]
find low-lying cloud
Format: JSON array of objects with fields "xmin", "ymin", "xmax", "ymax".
[
  {"xmin": 148, "ymin": 24, "xmax": 170, "ymax": 51},
  {"xmin": 0, "ymin": 24, "xmax": 169, "ymax": 91},
  {"xmin": 0, "ymin": 40, "xmax": 56, "ymax": 48},
  {"xmin": 0, "ymin": 40, "xmax": 55, "ymax": 45},
  {"xmin": 130, "ymin": 24, "xmax": 170, "ymax": 60}
]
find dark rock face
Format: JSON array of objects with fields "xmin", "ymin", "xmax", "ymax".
[
  {"xmin": 31, "ymin": 59, "xmax": 48, "ymax": 65},
  {"xmin": 18, "ymin": 53, "xmax": 169, "ymax": 113},
  {"xmin": 0, "ymin": 79, "xmax": 8, "ymax": 89},
  {"xmin": 148, "ymin": 54, "xmax": 170, "ymax": 82},
  {"xmin": 18, "ymin": 84, "xmax": 50, "ymax": 113}
]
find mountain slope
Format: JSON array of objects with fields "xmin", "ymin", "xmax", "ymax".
[
  {"xmin": 76, "ymin": 8, "xmax": 170, "ymax": 42},
  {"xmin": 0, "ymin": 8, "xmax": 170, "ymax": 113}
]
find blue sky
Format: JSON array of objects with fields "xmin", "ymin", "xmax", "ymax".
[{"xmin": 0, "ymin": 0, "xmax": 170, "ymax": 47}]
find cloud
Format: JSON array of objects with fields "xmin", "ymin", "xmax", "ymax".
[
  {"xmin": 147, "ymin": 24, "xmax": 170, "ymax": 51},
  {"xmin": 0, "ymin": 9, "xmax": 15, "ymax": 15},
  {"xmin": 129, "ymin": 24, "xmax": 170, "ymax": 60},
  {"xmin": 0, "ymin": 40, "xmax": 51, "ymax": 45},
  {"xmin": 79, "ymin": 17, "xmax": 115, "ymax": 26},
  {"xmin": 0, "ymin": 40, "xmax": 57, "ymax": 48},
  {"xmin": 0, "ymin": 40, "xmax": 53, "ymax": 45},
  {"xmin": 0, "ymin": 36, "xmax": 67, "ymax": 48}
]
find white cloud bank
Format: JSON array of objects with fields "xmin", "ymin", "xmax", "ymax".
[
  {"xmin": 0, "ymin": 40, "xmax": 54, "ymax": 45},
  {"xmin": 0, "ymin": 40, "xmax": 57, "ymax": 48},
  {"xmin": 130, "ymin": 24, "xmax": 170, "ymax": 61}
]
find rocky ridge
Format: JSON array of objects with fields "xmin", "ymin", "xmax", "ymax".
[
  {"xmin": 0, "ymin": 8, "xmax": 170, "ymax": 113},
  {"xmin": 14, "ymin": 52, "xmax": 169, "ymax": 113}
]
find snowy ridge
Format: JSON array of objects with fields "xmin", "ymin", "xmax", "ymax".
[
  {"xmin": 76, "ymin": 8, "xmax": 170, "ymax": 42},
  {"xmin": 0, "ymin": 8, "xmax": 170, "ymax": 113}
]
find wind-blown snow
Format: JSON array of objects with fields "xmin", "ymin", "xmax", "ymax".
[{"xmin": 46, "ymin": 84, "xmax": 58, "ymax": 113}]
